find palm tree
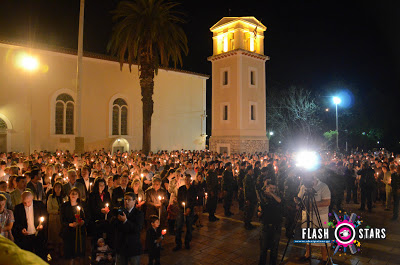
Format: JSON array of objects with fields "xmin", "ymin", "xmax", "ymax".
[{"xmin": 108, "ymin": 0, "xmax": 188, "ymax": 154}]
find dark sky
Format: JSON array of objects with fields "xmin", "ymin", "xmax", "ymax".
[{"xmin": 1, "ymin": 0, "xmax": 399, "ymax": 149}]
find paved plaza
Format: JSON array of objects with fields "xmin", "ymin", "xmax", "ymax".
[
  {"xmin": 139, "ymin": 201, "xmax": 400, "ymax": 265},
  {"xmin": 49, "ymin": 199, "xmax": 400, "ymax": 265}
]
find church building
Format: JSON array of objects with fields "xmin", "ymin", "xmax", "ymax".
[{"xmin": 0, "ymin": 41, "xmax": 207, "ymax": 153}]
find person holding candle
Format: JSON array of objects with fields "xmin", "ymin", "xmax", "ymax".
[
  {"xmin": 88, "ymin": 177, "xmax": 111, "ymax": 253},
  {"xmin": 146, "ymin": 215, "xmax": 165, "ymax": 265},
  {"xmin": 145, "ymin": 176, "xmax": 168, "ymax": 228},
  {"xmin": 60, "ymin": 187, "xmax": 86, "ymax": 264},
  {"xmin": 12, "ymin": 191, "xmax": 48, "ymax": 260},
  {"xmin": 192, "ymin": 172, "xmax": 206, "ymax": 227},
  {"xmin": 77, "ymin": 165, "xmax": 95, "ymax": 197},
  {"xmin": 47, "ymin": 182, "xmax": 65, "ymax": 257},
  {"xmin": 131, "ymin": 179, "xmax": 145, "ymax": 209},
  {"xmin": 173, "ymin": 174, "xmax": 196, "ymax": 251}
]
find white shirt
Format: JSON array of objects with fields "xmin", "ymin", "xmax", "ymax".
[
  {"xmin": 84, "ymin": 178, "xmax": 90, "ymax": 191},
  {"xmin": 298, "ymin": 179, "xmax": 331, "ymax": 215},
  {"xmin": 24, "ymin": 204, "xmax": 36, "ymax": 235}
]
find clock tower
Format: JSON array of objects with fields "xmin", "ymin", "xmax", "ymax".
[{"xmin": 208, "ymin": 17, "xmax": 269, "ymax": 154}]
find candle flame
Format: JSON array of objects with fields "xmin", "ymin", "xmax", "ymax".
[
  {"xmin": 77, "ymin": 206, "xmax": 81, "ymax": 211},
  {"xmin": 39, "ymin": 216, "xmax": 44, "ymax": 222},
  {"xmin": 182, "ymin": 202, "xmax": 185, "ymax": 206},
  {"xmin": 105, "ymin": 203, "xmax": 109, "ymax": 208}
]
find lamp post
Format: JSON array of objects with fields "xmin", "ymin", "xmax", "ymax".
[
  {"xmin": 17, "ymin": 53, "xmax": 40, "ymax": 155},
  {"xmin": 332, "ymin": 96, "xmax": 341, "ymax": 150}
]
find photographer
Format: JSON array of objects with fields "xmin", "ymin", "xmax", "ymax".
[
  {"xmin": 257, "ymin": 183, "xmax": 282, "ymax": 265},
  {"xmin": 113, "ymin": 192, "xmax": 144, "ymax": 265},
  {"xmin": 297, "ymin": 173, "xmax": 331, "ymax": 263}
]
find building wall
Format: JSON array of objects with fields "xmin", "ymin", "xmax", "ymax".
[{"xmin": 0, "ymin": 43, "xmax": 207, "ymax": 153}]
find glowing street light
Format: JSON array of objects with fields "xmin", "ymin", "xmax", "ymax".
[
  {"xmin": 269, "ymin": 131, "xmax": 274, "ymax": 136},
  {"xmin": 333, "ymin": 96, "xmax": 341, "ymax": 150},
  {"xmin": 332, "ymin": 96, "xmax": 342, "ymax": 105}
]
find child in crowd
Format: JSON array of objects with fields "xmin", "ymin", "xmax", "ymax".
[
  {"xmin": 146, "ymin": 215, "xmax": 165, "ymax": 265},
  {"xmin": 95, "ymin": 238, "xmax": 112, "ymax": 263},
  {"xmin": 167, "ymin": 195, "xmax": 179, "ymax": 235}
]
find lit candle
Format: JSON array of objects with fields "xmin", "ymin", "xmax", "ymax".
[
  {"xmin": 105, "ymin": 203, "xmax": 109, "ymax": 220},
  {"xmin": 162, "ymin": 229, "xmax": 167, "ymax": 236},
  {"xmin": 138, "ymin": 196, "xmax": 141, "ymax": 202},
  {"xmin": 35, "ymin": 216, "xmax": 45, "ymax": 236},
  {"xmin": 89, "ymin": 182, "xmax": 92, "ymax": 192},
  {"xmin": 158, "ymin": 196, "xmax": 162, "ymax": 220},
  {"xmin": 58, "ymin": 173, "xmax": 62, "ymax": 176}
]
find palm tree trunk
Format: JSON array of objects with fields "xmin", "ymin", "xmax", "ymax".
[{"xmin": 139, "ymin": 60, "xmax": 155, "ymax": 155}]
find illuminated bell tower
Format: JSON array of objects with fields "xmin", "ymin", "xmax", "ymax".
[{"xmin": 208, "ymin": 17, "xmax": 269, "ymax": 154}]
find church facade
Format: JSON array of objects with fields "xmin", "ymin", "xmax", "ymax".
[{"xmin": 0, "ymin": 42, "xmax": 208, "ymax": 154}]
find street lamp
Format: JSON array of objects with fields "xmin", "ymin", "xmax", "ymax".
[
  {"xmin": 332, "ymin": 96, "xmax": 341, "ymax": 150},
  {"xmin": 269, "ymin": 131, "xmax": 274, "ymax": 136}
]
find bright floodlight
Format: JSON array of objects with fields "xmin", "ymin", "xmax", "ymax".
[
  {"xmin": 269, "ymin": 131, "xmax": 274, "ymax": 136},
  {"xmin": 333, "ymin": 96, "xmax": 341, "ymax": 105},
  {"xmin": 295, "ymin": 151, "xmax": 319, "ymax": 170},
  {"xmin": 17, "ymin": 54, "xmax": 39, "ymax": 71}
]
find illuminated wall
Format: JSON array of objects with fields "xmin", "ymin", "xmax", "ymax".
[{"xmin": 0, "ymin": 42, "xmax": 207, "ymax": 153}]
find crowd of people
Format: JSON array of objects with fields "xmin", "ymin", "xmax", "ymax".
[{"xmin": 0, "ymin": 148, "xmax": 399, "ymax": 265}]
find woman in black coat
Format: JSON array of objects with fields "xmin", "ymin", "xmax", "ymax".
[
  {"xmin": 88, "ymin": 178, "xmax": 112, "ymax": 250},
  {"xmin": 60, "ymin": 187, "xmax": 86, "ymax": 264}
]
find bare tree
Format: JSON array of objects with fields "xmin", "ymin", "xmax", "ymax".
[{"xmin": 267, "ymin": 86, "xmax": 322, "ymax": 148}]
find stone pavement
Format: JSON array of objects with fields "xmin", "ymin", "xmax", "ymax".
[{"xmin": 138, "ymin": 200, "xmax": 400, "ymax": 265}]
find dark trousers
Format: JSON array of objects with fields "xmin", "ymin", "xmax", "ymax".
[
  {"xmin": 393, "ymin": 190, "xmax": 399, "ymax": 219},
  {"xmin": 148, "ymin": 248, "xmax": 160, "ymax": 265},
  {"xmin": 360, "ymin": 187, "xmax": 372, "ymax": 210},
  {"xmin": 238, "ymin": 188, "xmax": 244, "ymax": 210},
  {"xmin": 175, "ymin": 212, "xmax": 193, "ymax": 247},
  {"xmin": 206, "ymin": 195, "xmax": 218, "ymax": 217},
  {"xmin": 223, "ymin": 191, "xmax": 233, "ymax": 214},
  {"xmin": 259, "ymin": 224, "xmax": 281, "ymax": 265},
  {"xmin": 244, "ymin": 201, "xmax": 256, "ymax": 225},
  {"xmin": 346, "ymin": 183, "xmax": 358, "ymax": 203},
  {"xmin": 18, "ymin": 234, "xmax": 47, "ymax": 260}
]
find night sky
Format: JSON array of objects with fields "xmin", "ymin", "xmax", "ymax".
[{"xmin": 1, "ymin": 0, "xmax": 399, "ymax": 149}]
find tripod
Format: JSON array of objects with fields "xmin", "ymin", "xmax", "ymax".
[{"xmin": 280, "ymin": 187, "xmax": 334, "ymax": 265}]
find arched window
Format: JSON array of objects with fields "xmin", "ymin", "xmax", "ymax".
[
  {"xmin": 112, "ymin": 98, "xmax": 128, "ymax": 135},
  {"xmin": 55, "ymin": 93, "xmax": 74, "ymax": 135},
  {"xmin": 0, "ymin": 118, "xmax": 7, "ymax": 131}
]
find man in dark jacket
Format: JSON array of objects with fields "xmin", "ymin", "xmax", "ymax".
[
  {"xmin": 12, "ymin": 191, "xmax": 48, "ymax": 260},
  {"xmin": 173, "ymin": 174, "xmax": 197, "ymax": 251},
  {"xmin": 237, "ymin": 162, "xmax": 247, "ymax": 211},
  {"xmin": 222, "ymin": 162, "xmax": 235, "ymax": 216},
  {"xmin": 113, "ymin": 192, "xmax": 144, "ymax": 265},
  {"xmin": 112, "ymin": 174, "xmax": 134, "ymax": 208},
  {"xmin": 244, "ymin": 165, "xmax": 257, "ymax": 230},
  {"xmin": 206, "ymin": 162, "xmax": 219, "ymax": 221},
  {"xmin": 357, "ymin": 161, "xmax": 375, "ymax": 212}
]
